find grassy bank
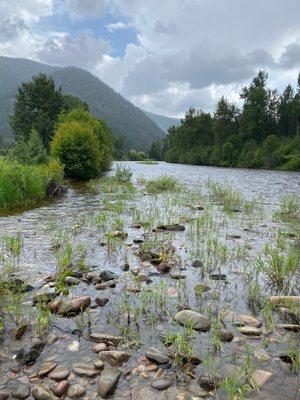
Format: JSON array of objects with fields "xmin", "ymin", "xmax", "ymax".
[{"xmin": 0, "ymin": 158, "xmax": 64, "ymax": 210}]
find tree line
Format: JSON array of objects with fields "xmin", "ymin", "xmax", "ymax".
[{"xmin": 149, "ymin": 71, "xmax": 300, "ymax": 171}]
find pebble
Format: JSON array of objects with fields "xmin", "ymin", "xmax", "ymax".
[
  {"xmin": 67, "ymin": 384, "xmax": 86, "ymax": 398},
  {"xmin": 48, "ymin": 366, "xmax": 70, "ymax": 381},
  {"xmin": 151, "ymin": 379, "xmax": 173, "ymax": 390},
  {"xmin": 51, "ymin": 380, "xmax": 69, "ymax": 397},
  {"xmin": 145, "ymin": 347, "xmax": 169, "ymax": 364}
]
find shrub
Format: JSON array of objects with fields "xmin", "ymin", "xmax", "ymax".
[
  {"xmin": 0, "ymin": 158, "xmax": 63, "ymax": 210},
  {"xmin": 9, "ymin": 129, "xmax": 48, "ymax": 165},
  {"xmin": 115, "ymin": 165, "xmax": 132, "ymax": 183},
  {"xmin": 146, "ymin": 175, "xmax": 179, "ymax": 194},
  {"xmin": 128, "ymin": 149, "xmax": 147, "ymax": 161},
  {"xmin": 51, "ymin": 121, "xmax": 102, "ymax": 180}
]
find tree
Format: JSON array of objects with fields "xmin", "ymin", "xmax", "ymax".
[
  {"xmin": 149, "ymin": 140, "xmax": 163, "ymax": 160},
  {"xmin": 240, "ymin": 71, "xmax": 278, "ymax": 142},
  {"xmin": 9, "ymin": 129, "xmax": 47, "ymax": 165},
  {"xmin": 213, "ymin": 97, "xmax": 240, "ymax": 145},
  {"xmin": 51, "ymin": 121, "xmax": 102, "ymax": 180},
  {"xmin": 62, "ymin": 94, "xmax": 89, "ymax": 113},
  {"xmin": 278, "ymin": 84, "xmax": 296, "ymax": 136},
  {"xmin": 57, "ymin": 108, "xmax": 113, "ymax": 170},
  {"xmin": 10, "ymin": 74, "xmax": 64, "ymax": 148}
]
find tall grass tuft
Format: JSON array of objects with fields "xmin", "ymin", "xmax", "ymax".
[
  {"xmin": 274, "ymin": 195, "xmax": 300, "ymax": 222},
  {"xmin": 0, "ymin": 158, "xmax": 63, "ymax": 210},
  {"xmin": 146, "ymin": 175, "xmax": 179, "ymax": 194}
]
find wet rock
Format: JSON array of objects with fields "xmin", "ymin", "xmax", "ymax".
[
  {"xmin": 133, "ymin": 238, "xmax": 144, "ymax": 244},
  {"xmin": 277, "ymin": 323, "xmax": 300, "ymax": 332},
  {"xmin": 73, "ymin": 363, "xmax": 99, "ymax": 377},
  {"xmin": 0, "ymin": 390, "xmax": 10, "ymax": 400},
  {"xmin": 227, "ymin": 234, "xmax": 241, "ymax": 239},
  {"xmin": 194, "ymin": 283, "xmax": 210, "ymax": 294},
  {"xmin": 46, "ymin": 333, "xmax": 58, "ymax": 344},
  {"xmin": 131, "ymin": 386, "xmax": 177, "ymax": 400},
  {"xmin": 14, "ymin": 323, "xmax": 30, "ymax": 340},
  {"xmin": 269, "ymin": 296, "xmax": 300, "ymax": 307},
  {"xmin": 89, "ymin": 333, "xmax": 122, "ymax": 346},
  {"xmin": 65, "ymin": 276, "xmax": 80, "ymax": 286},
  {"xmin": 191, "ymin": 260, "xmax": 202, "ymax": 268},
  {"xmin": 188, "ymin": 383, "xmax": 208, "ymax": 397},
  {"xmin": 94, "ymin": 359, "xmax": 105, "ymax": 369},
  {"xmin": 95, "ymin": 283, "xmax": 109, "ymax": 290},
  {"xmin": 166, "ymin": 287, "xmax": 178, "ymax": 298},
  {"xmin": 98, "ymin": 367, "xmax": 121, "ymax": 398},
  {"xmin": 254, "ymin": 348, "xmax": 270, "ymax": 362},
  {"xmin": 122, "ymin": 263, "xmax": 130, "ymax": 271},
  {"xmin": 107, "ymin": 230, "xmax": 128, "ymax": 239},
  {"xmin": 151, "ymin": 379, "xmax": 173, "ymax": 390},
  {"xmin": 239, "ymin": 326, "xmax": 262, "ymax": 336},
  {"xmin": 236, "ymin": 314, "xmax": 262, "ymax": 328},
  {"xmin": 194, "ymin": 205, "xmax": 204, "ymax": 210},
  {"xmin": 51, "ymin": 380, "xmax": 69, "ymax": 397},
  {"xmin": 219, "ymin": 329, "xmax": 234, "ymax": 342},
  {"xmin": 11, "ymin": 383, "xmax": 30, "ymax": 399},
  {"xmin": 8, "ymin": 278, "xmax": 34, "ymax": 293},
  {"xmin": 174, "ymin": 310, "xmax": 211, "ymax": 331},
  {"xmin": 100, "ymin": 270, "xmax": 119, "ymax": 281},
  {"xmin": 156, "ymin": 263, "xmax": 172, "ymax": 274},
  {"xmin": 210, "ymin": 273, "xmax": 227, "ymax": 281},
  {"xmin": 198, "ymin": 373, "xmax": 222, "ymax": 391},
  {"xmin": 32, "ymin": 385, "xmax": 58, "ymax": 400},
  {"xmin": 37, "ymin": 362, "xmax": 57, "ymax": 377},
  {"xmin": 220, "ymin": 363, "xmax": 240, "ymax": 380},
  {"xmin": 33, "ymin": 290, "xmax": 57, "ymax": 305},
  {"xmin": 252, "ymin": 370, "xmax": 272, "ymax": 387},
  {"xmin": 154, "ymin": 224, "xmax": 185, "ymax": 232},
  {"xmin": 56, "ymin": 296, "xmax": 91, "ymax": 316},
  {"xmin": 131, "ymin": 223, "xmax": 142, "ymax": 229},
  {"xmin": 95, "ymin": 297, "xmax": 109, "ymax": 307},
  {"xmin": 146, "ymin": 348, "xmax": 169, "ymax": 364},
  {"xmin": 67, "ymin": 384, "xmax": 86, "ymax": 398},
  {"xmin": 48, "ymin": 366, "xmax": 70, "ymax": 381},
  {"xmin": 279, "ymin": 352, "xmax": 296, "ymax": 364},
  {"xmin": 16, "ymin": 341, "xmax": 46, "ymax": 365},
  {"xmin": 170, "ymin": 273, "xmax": 185, "ymax": 280},
  {"xmin": 98, "ymin": 350, "xmax": 132, "ymax": 366},
  {"xmin": 92, "ymin": 343, "xmax": 107, "ymax": 353}
]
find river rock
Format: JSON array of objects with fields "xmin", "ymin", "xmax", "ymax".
[
  {"xmin": 0, "ymin": 390, "xmax": 10, "ymax": 400},
  {"xmin": 65, "ymin": 276, "xmax": 80, "ymax": 285},
  {"xmin": 269, "ymin": 296, "xmax": 300, "ymax": 307},
  {"xmin": 16, "ymin": 341, "xmax": 46, "ymax": 365},
  {"xmin": 48, "ymin": 366, "xmax": 70, "ymax": 381},
  {"xmin": 95, "ymin": 297, "xmax": 109, "ymax": 307},
  {"xmin": 32, "ymin": 385, "xmax": 58, "ymax": 400},
  {"xmin": 154, "ymin": 224, "xmax": 185, "ymax": 232},
  {"xmin": 33, "ymin": 290, "xmax": 57, "ymax": 305},
  {"xmin": 219, "ymin": 329, "xmax": 234, "ymax": 342},
  {"xmin": 131, "ymin": 386, "xmax": 177, "ymax": 400},
  {"xmin": 151, "ymin": 379, "xmax": 173, "ymax": 390},
  {"xmin": 198, "ymin": 373, "xmax": 222, "ymax": 391},
  {"xmin": 145, "ymin": 347, "xmax": 169, "ymax": 364},
  {"xmin": 191, "ymin": 260, "xmax": 203, "ymax": 268},
  {"xmin": 94, "ymin": 359, "xmax": 105, "ymax": 369},
  {"xmin": 51, "ymin": 380, "xmax": 69, "ymax": 397},
  {"xmin": 73, "ymin": 363, "xmax": 99, "ymax": 377},
  {"xmin": 277, "ymin": 323, "xmax": 300, "ymax": 332},
  {"xmin": 57, "ymin": 296, "xmax": 91, "ymax": 316},
  {"xmin": 92, "ymin": 343, "xmax": 107, "ymax": 353},
  {"xmin": 67, "ymin": 384, "xmax": 86, "ymax": 398},
  {"xmin": 254, "ymin": 348, "xmax": 270, "ymax": 362},
  {"xmin": 210, "ymin": 273, "xmax": 227, "ymax": 280},
  {"xmin": 239, "ymin": 326, "xmax": 262, "ymax": 336},
  {"xmin": 11, "ymin": 383, "xmax": 30, "ymax": 399},
  {"xmin": 98, "ymin": 367, "xmax": 121, "ymax": 398},
  {"xmin": 236, "ymin": 314, "xmax": 262, "ymax": 328},
  {"xmin": 100, "ymin": 270, "xmax": 119, "ymax": 281},
  {"xmin": 174, "ymin": 310, "xmax": 211, "ymax": 331},
  {"xmin": 252, "ymin": 370, "xmax": 273, "ymax": 387},
  {"xmin": 98, "ymin": 350, "xmax": 132, "ymax": 366},
  {"xmin": 89, "ymin": 333, "xmax": 122, "ymax": 346},
  {"xmin": 37, "ymin": 362, "xmax": 57, "ymax": 377}
]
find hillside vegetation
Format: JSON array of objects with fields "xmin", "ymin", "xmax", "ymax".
[{"xmin": 0, "ymin": 56, "xmax": 165, "ymax": 150}]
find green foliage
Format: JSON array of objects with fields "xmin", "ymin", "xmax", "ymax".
[
  {"xmin": 0, "ymin": 158, "xmax": 63, "ymax": 210},
  {"xmin": 58, "ymin": 108, "xmax": 113, "ymax": 171},
  {"xmin": 51, "ymin": 120, "xmax": 103, "ymax": 180},
  {"xmin": 115, "ymin": 165, "xmax": 132, "ymax": 183},
  {"xmin": 159, "ymin": 71, "xmax": 300, "ymax": 171},
  {"xmin": 62, "ymin": 94, "xmax": 89, "ymax": 113},
  {"xmin": 10, "ymin": 73, "xmax": 64, "ymax": 148},
  {"xmin": 146, "ymin": 175, "xmax": 179, "ymax": 194},
  {"xmin": 128, "ymin": 149, "xmax": 147, "ymax": 161},
  {"xmin": 8, "ymin": 129, "xmax": 48, "ymax": 165}
]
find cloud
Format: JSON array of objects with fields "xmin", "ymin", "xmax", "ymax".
[
  {"xmin": 64, "ymin": 0, "xmax": 111, "ymax": 19},
  {"xmin": 279, "ymin": 41, "xmax": 300, "ymax": 69},
  {"xmin": 0, "ymin": 18, "xmax": 28, "ymax": 43},
  {"xmin": 37, "ymin": 31, "xmax": 108, "ymax": 69},
  {"xmin": 154, "ymin": 21, "xmax": 178, "ymax": 35},
  {"xmin": 105, "ymin": 21, "xmax": 134, "ymax": 33}
]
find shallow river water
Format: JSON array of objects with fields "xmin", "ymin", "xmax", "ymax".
[{"xmin": 0, "ymin": 162, "xmax": 299, "ymax": 400}]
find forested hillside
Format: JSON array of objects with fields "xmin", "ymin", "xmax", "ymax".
[
  {"xmin": 145, "ymin": 111, "xmax": 181, "ymax": 132},
  {"xmin": 152, "ymin": 71, "xmax": 300, "ymax": 171},
  {"xmin": 0, "ymin": 57, "xmax": 165, "ymax": 150}
]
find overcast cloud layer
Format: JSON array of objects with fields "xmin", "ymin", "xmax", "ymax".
[{"xmin": 0, "ymin": 0, "xmax": 299, "ymax": 116}]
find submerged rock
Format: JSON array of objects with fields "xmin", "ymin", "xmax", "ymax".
[
  {"xmin": 219, "ymin": 329, "xmax": 234, "ymax": 342},
  {"xmin": 98, "ymin": 367, "xmax": 121, "ymax": 398},
  {"xmin": 236, "ymin": 314, "xmax": 262, "ymax": 328},
  {"xmin": 32, "ymin": 385, "xmax": 58, "ymax": 400},
  {"xmin": 11, "ymin": 382, "xmax": 30, "ymax": 400},
  {"xmin": 146, "ymin": 347, "xmax": 169, "ymax": 364},
  {"xmin": 174, "ymin": 310, "xmax": 211, "ymax": 331},
  {"xmin": 16, "ymin": 341, "xmax": 46, "ymax": 365},
  {"xmin": 73, "ymin": 363, "xmax": 99, "ymax": 377},
  {"xmin": 210, "ymin": 273, "xmax": 227, "ymax": 281},
  {"xmin": 51, "ymin": 380, "xmax": 69, "ymax": 397},
  {"xmin": 56, "ymin": 296, "xmax": 91, "ymax": 316},
  {"xmin": 151, "ymin": 379, "xmax": 173, "ymax": 390},
  {"xmin": 89, "ymin": 333, "xmax": 122, "ymax": 346},
  {"xmin": 198, "ymin": 372, "xmax": 222, "ymax": 391},
  {"xmin": 269, "ymin": 296, "xmax": 300, "ymax": 307},
  {"xmin": 67, "ymin": 384, "xmax": 86, "ymax": 398},
  {"xmin": 252, "ymin": 369, "xmax": 273, "ymax": 387},
  {"xmin": 64, "ymin": 276, "xmax": 80, "ymax": 286},
  {"xmin": 239, "ymin": 326, "xmax": 262, "ymax": 336},
  {"xmin": 100, "ymin": 270, "xmax": 119, "ymax": 281},
  {"xmin": 48, "ymin": 366, "xmax": 70, "ymax": 381},
  {"xmin": 98, "ymin": 350, "xmax": 132, "ymax": 366},
  {"xmin": 0, "ymin": 390, "xmax": 10, "ymax": 400},
  {"xmin": 154, "ymin": 224, "xmax": 185, "ymax": 232},
  {"xmin": 191, "ymin": 260, "xmax": 203, "ymax": 268}
]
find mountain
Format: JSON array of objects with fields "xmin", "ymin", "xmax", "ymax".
[
  {"xmin": 0, "ymin": 56, "xmax": 165, "ymax": 151},
  {"xmin": 145, "ymin": 111, "xmax": 181, "ymax": 132}
]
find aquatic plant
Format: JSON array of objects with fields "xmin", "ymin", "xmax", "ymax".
[
  {"xmin": 274, "ymin": 195, "xmax": 300, "ymax": 222},
  {"xmin": 146, "ymin": 175, "xmax": 179, "ymax": 194},
  {"xmin": 114, "ymin": 164, "xmax": 133, "ymax": 183}
]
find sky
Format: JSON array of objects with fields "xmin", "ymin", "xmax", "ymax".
[{"xmin": 0, "ymin": 0, "xmax": 299, "ymax": 117}]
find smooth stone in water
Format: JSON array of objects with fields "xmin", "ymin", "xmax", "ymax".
[
  {"xmin": 98, "ymin": 350, "xmax": 131, "ymax": 366},
  {"xmin": 11, "ymin": 383, "xmax": 30, "ymax": 399},
  {"xmin": 151, "ymin": 379, "xmax": 173, "ymax": 390},
  {"xmin": 57, "ymin": 296, "xmax": 91, "ymax": 316},
  {"xmin": 37, "ymin": 362, "xmax": 57, "ymax": 377},
  {"xmin": 219, "ymin": 329, "xmax": 234, "ymax": 342},
  {"xmin": 89, "ymin": 333, "xmax": 122, "ymax": 346},
  {"xmin": 16, "ymin": 341, "xmax": 46, "ymax": 365},
  {"xmin": 237, "ymin": 314, "xmax": 262, "ymax": 328},
  {"xmin": 145, "ymin": 347, "xmax": 169, "ymax": 364},
  {"xmin": 252, "ymin": 370, "xmax": 273, "ymax": 387},
  {"xmin": 239, "ymin": 326, "xmax": 262, "ymax": 336},
  {"xmin": 95, "ymin": 297, "xmax": 109, "ymax": 307},
  {"xmin": 73, "ymin": 363, "xmax": 99, "ymax": 377},
  {"xmin": 67, "ymin": 384, "xmax": 86, "ymax": 399},
  {"xmin": 48, "ymin": 366, "xmax": 70, "ymax": 381},
  {"xmin": 94, "ymin": 359, "xmax": 105, "ymax": 369},
  {"xmin": 174, "ymin": 310, "xmax": 211, "ymax": 331},
  {"xmin": 92, "ymin": 343, "xmax": 107, "ymax": 353},
  {"xmin": 198, "ymin": 373, "xmax": 222, "ymax": 391},
  {"xmin": 100, "ymin": 270, "xmax": 119, "ymax": 281},
  {"xmin": 32, "ymin": 385, "xmax": 58, "ymax": 400},
  {"xmin": 98, "ymin": 367, "xmax": 121, "ymax": 398},
  {"xmin": 51, "ymin": 381, "xmax": 69, "ymax": 397},
  {"xmin": 0, "ymin": 390, "xmax": 10, "ymax": 400},
  {"xmin": 65, "ymin": 276, "xmax": 80, "ymax": 286}
]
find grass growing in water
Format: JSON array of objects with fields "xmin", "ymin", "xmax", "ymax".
[
  {"xmin": 146, "ymin": 175, "xmax": 179, "ymax": 194},
  {"xmin": 0, "ymin": 158, "xmax": 64, "ymax": 210},
  {"xmin": 274, "ymin": 195, "xmax": 300, "ymax": 222}
]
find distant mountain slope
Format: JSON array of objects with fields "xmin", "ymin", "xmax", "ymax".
[
  {"xmin": 145, "ymin": 111, "xmax": 181, "ymax": 132},
  {"xmin": 0, "ymin": 57, "xmax": 165, "ymax": 150}
]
